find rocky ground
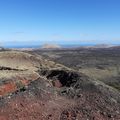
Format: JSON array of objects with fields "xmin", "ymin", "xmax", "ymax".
[
  {"xmin": 32, "ymin": 48, "xmax": 120, "ymax": 91},
  {"xmin": 0, "ymin": 50, "xmax": 120, "ymax": 120}
]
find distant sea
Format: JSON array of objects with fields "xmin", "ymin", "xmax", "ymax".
[{"xmin": 4, "ymin": 44, "xmax": 97, "ymax": 49}]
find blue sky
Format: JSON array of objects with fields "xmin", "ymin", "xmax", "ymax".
[{"xmin": 0, "ymin": 0, "xmax": 120, "ymax": 47}]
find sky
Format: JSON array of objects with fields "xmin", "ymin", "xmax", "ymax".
[{"xmin": 0, "ymin": 0, "xmax": 120, "ymax": 47}]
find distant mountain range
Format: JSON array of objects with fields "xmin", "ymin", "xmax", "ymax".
[
  {"xmin": 41, "ymin": 44, "xmax": 61, "ymax": 49},
  {"xmin": 1, "ymin": 44, "xmax": 120, "ymax": 50}
]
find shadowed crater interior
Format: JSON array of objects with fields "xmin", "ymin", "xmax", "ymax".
[{"xmin": 40, "ymin": 69, "xmax": 80, "ymax": 87}]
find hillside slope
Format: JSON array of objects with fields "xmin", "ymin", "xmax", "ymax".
[{"xmin": 0, "ymin": 50, "xmax": 120, "ymax": 120}]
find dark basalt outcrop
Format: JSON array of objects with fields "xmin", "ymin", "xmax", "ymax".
[
  {"xmin": 0, "ymin": 66, "xmax": 24, "ymax": 71},
  {"xmin": 40, "ymin": 69, "xmax": 80, "ymax": 87}
]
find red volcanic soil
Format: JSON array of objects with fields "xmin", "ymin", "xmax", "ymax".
[
  {"xmin": 0, "ymin": 77, "xmax": 76, "ymax": 120},
  {"xmin": 52, "ymin": 80, "xmax": 63, "ymax": 88},
  {"xmin": 0, "ymin": 77, "xmax": 120, "ymax": 120},
  {"xmin": 0, "ymin": 94, "xmax": 73, "ymax": 120},
  {"xmin": 0, "ymin": 74, "xmax": 39, "ymax": 96},
  {"xmin": 0, "ymin": 82, "xmax": 17, "ymax": 96}
]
